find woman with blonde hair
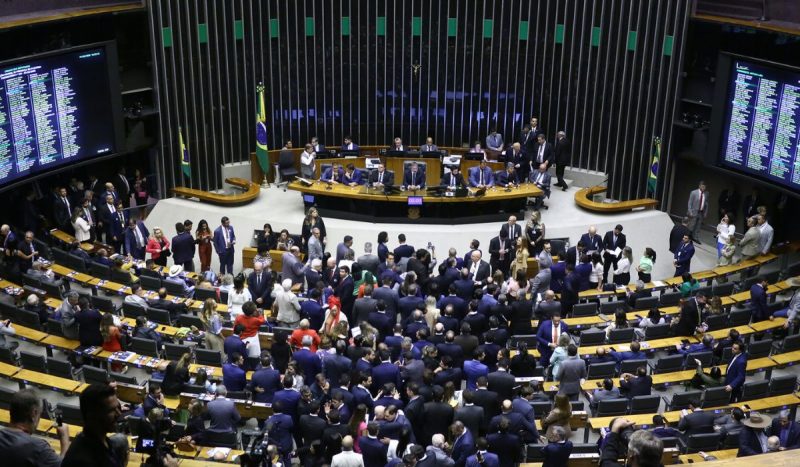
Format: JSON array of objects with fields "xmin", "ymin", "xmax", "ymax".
[
  {"xmin": 146, "ymin": 226, "xmax": 171, "ymax": 266},
  {"xmin": 200, "ymin": 298, "xmax": 224, "ymax": 351},
  {"xmin": 510, "ymin": 237, "xmax": 530, "ymax": 279},
  {"xmin": 424, "ymin": 295, "xmax": 440, "ymax": 331},
  {"xmin": 542, "ymin": 394, "xmax": 573, "ymax": 440},
  {"xmin": 548, "ymin": 333, "xmax": 572, "ymax": 380},
  {"xmin": 526, "ymin": 210, "xmax": 546, "ymax": 256}
]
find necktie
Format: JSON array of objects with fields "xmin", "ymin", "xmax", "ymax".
[
  {"xmin": 379, "ymin": 172, "xmax": 383, "ymax": 184},
  {"xmin": 135, "ymin": 226, "xmax": 144, "ymax": 248},
  {"xmin": 538, "ymin": 145, "xmax": 544, "ymax": 163},
  {"xmin": 119, "ymin": 214, "xmax": 125, "ymax": 229},
  {"xmin": 536, "ymin": 173, "xmax": 543, "ymax": 184},
  {"xmin": 698, "ymin": 191, "xmax": 704, "ymax": 211},
  {"xmin": 257, "ymin": 273, "xmax": 261, "ymax": 287},
  {"xmin": 450, "ymin": 175, "xmax": 455, "ymax": 187},
  {"xmin": 85, "ymin": 208, "xmax": 92, "ymax": 223},
  {"xmin": 411, "ymin": 172, "xmax": 415, "ymax": 186},
  {"xmin": 613, "ymin": 235, "xmax": 617, "ymax": 247},
  {"xmin": 63, "ymin": 197, "xmax": 69, "ymax": 208},
  {"xmin": 479, "ymin": 170, "xmax": 484, "ymax": 185},
  {"xmin": 552, "ymin": 325, "xmax": 558, "ymax": 344}
]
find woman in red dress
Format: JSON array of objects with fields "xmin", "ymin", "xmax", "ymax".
[
  {"xmin": 101, "ymin": 313, "xmax": 125, "ymax": 372},
  {"xmin": 196, "ymin": 219, "xmax": 213, "ymax": 273}
]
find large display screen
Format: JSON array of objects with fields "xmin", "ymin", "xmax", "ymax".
[
  {"xmin": 0, "ymin": 42, "xmax": 122, "ymax": 189},
  {"xmin": 714, "ymin": 55, "xmax": 800, "ymax": 192}
]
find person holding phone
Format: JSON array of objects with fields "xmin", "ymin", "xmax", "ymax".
[{"xmin": 0, "ymin": 388, "xmax": 70, "ymax": 466}]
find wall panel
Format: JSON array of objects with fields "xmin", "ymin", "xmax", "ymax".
[{"xmin": 149, "ymin": 0, "xmax": 687, "ymax": 203}]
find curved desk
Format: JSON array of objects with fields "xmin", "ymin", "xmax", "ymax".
[
  {"xmin": 575, "ymin": 185, "xmax": 658, "ymax": 212},
  {"xmin": 287, "ymin": 180, "xmax": 542, "ymax": 223},
  {"xmin": 172, "ymin": 177, "xmax": 260, "ymax": 206}
]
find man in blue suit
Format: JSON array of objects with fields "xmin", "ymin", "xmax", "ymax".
[
  {"xmin": 495, "ymin": 163, "xmax": 519, "ymax": 188},
  {"xmin": 770, "ymin": 410, "xmax": 800, "ymax": 450},
  {"xmin": 109, "ymin": 202, "xmax": 128, "ymax": 254},
  {"xmin": 487, "ymin": 419, "xmax": 522, "ymax": 467},
  {"xmin": 610, "ymin": 341, "xmax": 647, "ymax": 370},
  {"xmin": 223, "ymin": 325, "xmax": 247, "ymax": 363},
  {"xmin": 468, "ymin": 160, "xmax": 494, "ymax": 188},
  {"xmin": 124, "ymin": 218, "xmax": 150, "ymax": 260},
  {"xmin": 340, "ymin": 136, "xmax": 360, "ymax": 152},
  {"xmin": 750, "ymin": 278, "xmax": 770, "ymax": 322},
  {"xmin": 465, "ymin": 438, "xmax": 500, "ymax": 467},
  {"xmin": 171, "ymin": 222, "xmax": 195, "ymax": 271},
  {"xmin": 249, "ymin": 353, "xmax": 281, "ymax": 403},
  {"xmin": 292, "ymin": 336, "xmax": 322, "ymax": 383},
  {"xmin": 222, "ymin": 352, "xmax": 247, "ymax": 391},
  {"xmin": 266, "ymin": 401, "xmax": 295, "ymax": 465},
  {"xmin": 535, "ymin": 312, "xmax": 568, "ymax": 365},
  {"xmin": 359, "ymin": 422, "xmax": 389, "ymax": 467},
  {"xmin": 529, "ymin": 162, "xmax": 551, "ymax": 210},
  {"xmin": 402, "ymin": 161, "xmax": 426, "ymax": 190},
  {"xmin": 371, "ymin": 350, "xmax": 401, "ymax": 392},
  {"xmin": 324, "ymin": 341, "xmax": 352, "ymax": 388},
  {"xmin": 273, "ymin": 377, "xmax": 302, "ymax": 420},
  {"xmin": 320, "ymin": 162, "xmax": 344, "ymax": 183},
  {"xmin": 247, "ymin": 262, "xmax": 273, "ymax": 308},
  {"xmin": 213, "ymin": 216, "xmax": 236, "ymax": 275},
  {"xmin": 343, "ymin": 163, "xmax": 364, "ymax": 186},
  {"xmin": 579, "ymin": 226, "xmax": 603, "ymax": 255},
  {"xmin": 451, "ymin": 421, "xmax": 476, "ymax": 467},
  {"xmin": 352, "ymin": 372, "xmax": 375, "ymax": 412},
  {"xmin": 724, "ymin": 341, "xmax": 747, "ymax": 402},
  {"xmin": 673, "ymin": 234, "xmax": 695, "ymax": 277}
]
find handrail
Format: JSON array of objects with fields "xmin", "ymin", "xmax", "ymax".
[
  {"xmin": 172, "ymin": 177, "xmax": 260, "ymax": 206},
  {"xmin": 574, "ymin": 185, "xmax": 658, "ymax": 212}
]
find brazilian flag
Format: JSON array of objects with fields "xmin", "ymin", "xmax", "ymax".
[
  {"xmin": 256, "ymin": 83, "xmax": 269, "ymax": 176},
  {"xmin": 179, "ymin": 126, "xmax": 191, "ymax": 180},
  {"xmin": 647, "ymin": 137, "xmax": 660, "ymax": 196}
]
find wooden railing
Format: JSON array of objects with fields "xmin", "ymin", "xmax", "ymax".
[
  {"xmin": 172, "ymin": 177, "xmax": 260, "ymax": 206},
  {"xmin": 574, "ymin": 185, "xmax": 658, "ymax": 213}
]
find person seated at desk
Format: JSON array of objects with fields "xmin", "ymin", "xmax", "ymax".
[
  {"xmin": 420, "ymin": 136, "xmax": 439, "ymax": 153},
  {"xmin": 343, "ymin": 163, "xmax": 364, "ymax": 186},
  {"xmin": 369, "ymin": 163, "xmax": 394, "ymax": 187},
  {"xmin": 341, "ymin": 135, "xmax": 359, "ymax": 152},
  {"xmin": 469, "ymin": 141, "xmax": 488, "ymax": 161},
  {"xmin": 389, "ymin": 137, "xmax": 407, "ymax": 152},
  {"xmin": 402, "ymin": 162, "xmax": 426, "ymax": 191},
  {"xmin": 468, "ymin": 160, "xmax": 494, "ymax": 188},
  {"xmin": 496, "ymin": 163, "xmax": 519, "ymax": 188},
  {"xmin": 320, "ymin": 162, "xmax": 344, "ymax": 184},
  {"xmin": 440, "ymin": 167, "xmax": 466, "ymax": 190},
  {"xmin": 529, "ymin": 163, "xmax": 551, "ymax": 210}
]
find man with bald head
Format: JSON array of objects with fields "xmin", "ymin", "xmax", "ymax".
[
  {"xmin": 468, "ymin": 250, "xmax": 491, "ymax": 286},
  {"xmin": 247, "ymin": 262, "xmax": 273, "ymax": 308},
  {"xmin": 505, "ymin": 142, "xmax": 525, "ymax": 176},
  {"xmin": 331, "ymin": 435, "xmax": 363, "ymax": 467},
  {"xmin": 530, "ymin": 163, "xmax": 551, "ymax": 209},
  {"xmin": 500, "ymin": 215, "xmax": 521, "ymax": 243},
  {"xmin": 580, "ymin": 226, "xmax": 603, "ymax": 255},
  {"xmin": 282, "ymin": 245, "xmax": 305, "ymax": 286}
]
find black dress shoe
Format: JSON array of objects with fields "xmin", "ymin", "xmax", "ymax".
[{"xmin": 562, "ymin": 186, "xmax": 568, "ymax": 191}]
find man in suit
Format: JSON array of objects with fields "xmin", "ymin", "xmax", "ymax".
[
  {"xmin": 53, "ymin": 187, "xmax": 73, "ymax": 230},
  {"xmin": 673, "ymin": 293, "xmax": 706, "ymax": 337},
  {"xmin": 535, "ymin": 311, "xmax": 569, "ymax": 365},
  {"xmin": 124, "ymin": 218, "xmax": 149, "ymax": 260},
  {"xmin": 297, "ymin": 401, "xmax": 328, "ymax": 462},
  {"xmin": 579, "ymin": 226, "xmax": 603, "ymax": 255},
  {"xmin": 750, "ymin": 278, "xmax": 770, "ymax": 322},
  {"xmin": 456, "ymin": 391, "xmax": 485, "ymax": 437},
  {"xmin": 602, "ymin": 224, "xmax": 626, "ymax": 283},
  {"xmin": 331, "ymin": 436, "xmax": 363, "ymax": 467},
  {"xmin": 724, "ymin": 341, "xmax": 747, "ymax": 402},
  {"xmin": 212, "ymin": 216, "xmax": 236, "ymax": 275},
  {"xmin": 115, "ymin": 168, "xmax": 131, "ymax": 207},
  {"xmin": 371, "ymin": 350, "xmax": 401, "ymax": 392},
  {"xmin": 532, "ymin": 134, "xmax": 554, "ymax": 178},
  {"xmin": 283, "ymin": 246, "xmax": 306, "ymax": 285},
  {"xmin": 171, "ymin": 222, "xmax": 195, "ymax": 272},
  {"xmin": 465, "ymin": 438, "xmax": 499, "ymax": 467},
  {"xmin": 488, "ymin": 232, "xmax": 511, "ymax": 278},
  {"xmin": 336, "ymin": 266, "xmax": 356, "ymax": 320},
  {"xmin": 323, "ymin": 341, "xmax": 352, "ymax": 388},
  {"xmin": 529, "ymin": 163, "xmax": 551, "ymax": 210},
  {"xmin": 320, "ymin": 162, "xmax": 345, "ymax": 183},
  {"xmin": 393, "ymin": 234, "xmax": 415, "ymax": 262},
  {"xmin": 335, "ymin": 235, "xmax": 355, "ymax": 265},
  {"xmin": 108, "ymin": 202, "xmax": 128, "ymax": 254},
  {"xmin": 757, "ymin": 214, "xmax": 774, "ymax": 255},
  {"xmin": 98, "ymin": 182, "xmax": 119, "ymax": 209},
  {"xmin": 373, "ymin": 277, "xmax": 400, "ymax": 317},
  {"xmin": 422, "ymin": 386, "xmax": 454, "ymax": 447},
  {"xmin": 673, "ymin": 234, "xmax": 695, "ymax": 277},
  {"xmin": 15, "ymin": 231, "xmax": 38, "ymax": 272},
  {"xmin": 450, "ymin": 421, "xmax": 476, "ymax": 467},
  {"xmin": 266, "ymin": 401, "xmax": 295, "ymax": 465},
  {"xmin": 495, "ymin": 163, "xmax": 518, "ymax": 188},
  {"xmin": 368, "ymin": 163, "xmax": 394, "ymax": 187},
  {"xmin": 359, "ymin": 423, "xmax": 389, "ymax": 467},
  {"xmin": 488, "ymin": 400, "xmax": 537, "ymax": 441},
  {"xmin": 669, "ymin": 217, "xmax": 692, "ymax": 254},
  {"xmin": 687, "ymin": 181, "xmax": 709, "ymax": 243},
  {"xmin": 340, "ymin": 135, "xmax": 360, "ymax": 152},
  {"xmin": 588, "ymin": 378, "xmax": 621, "ymax": 413},
  {"xmin": 619, "ymin": 366, "xmax": 652, "ymax": 399},
  {"xmin": 496, "ymin": 217, "xmax": 521, "ymax": 245},
  {"xmin": 485, "ymin": 128, "xmax": 504, "ymax": 159},
  {"xmin": 222, "ymin": 352, "xmax": 247, "ymax": 391},
  {"xmin": 250, "ymin": 353, "xmax": 281, "ymax": 403},
  {"xmin": 390, "ymin": 137, "xmax": 407, "ymax": 152},
  {"xmin": 677, "ymin": 398, "xmax": 716, "ymax": 438},
  {"xmin": 96, "ymin": 194, "xmax": 116, "ymax": 244},
  {"xmin": 487, "ymin": 420, "xmax": 522, "ymax": 467},
  {"xmin": 441, "ymin": 166, "xmax": 466, "ymax": 189},
  {"xmin": 205, "ymin": 386, "xmax": 241, "ymax": 433},
  {"xmin": 357, "ymin": 243, "xmax": 380, "ymax": 276},
  {"xmin": 769, "ymin": 410, "xmax": 800, "ymax": 450},
  {"xmin": 343, "ymin": 163, "xmax": 364, "ymax": 186},
  {"xmin": 556, "ymin": 345, "xmax": 587, "ymax": 399},
  {"xmin": 420, "ymin": 136, "xmax": 439, "ymax": 153},
  {"xmin": 467, "ymin": 250, "xmax": 491, "ymax": 286},
  {"xmin": 504, "ymin": 143, "xmax": 525, "ymax": 174},
  {"xmin": 307, "ymin": 228, "xmax": 324, "ymax": 264},
  {"xmin": 310, "ymin": 136, "xmax": 325, "ymax": 153},
  {"xmin": 534, "ymin": 290, "xmax": 561, "ymax": 320},
  {"xmin": 247, "ymin": 262, "xmax": 273, "ymax": 308},
  {"xmin": 404, "ymin": 382, "xmax": 426, "ymax": 441},
  {"xmin": 468, "ymin": 160, "xmax": 494, "ymax": 188},
  {"xmin": 519, "ymin": 125, "xmax": 536, "ymax": 169},
  {"xmin": 472, "ymin": 377, "xmax": 500, "ymax": 423},
  {"xmin": 402, "ymin": 162, "xmax": 426, "ymax": 191},
  {"xmin": 553, "ymin": 130, "xmax": 570, "ymax": 190},
  {"xmin": 738, "ymin": 412, "xmax": 773, "ymax": 457}
]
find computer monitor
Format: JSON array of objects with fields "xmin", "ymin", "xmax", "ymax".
[
  {"xmin": 408, "ymin": 196, "xmax": 423, "ymax": 206},
  {"xmin": 421, "ymin": 151, "xmax": 443, "ymax": 159},
  {"xmin": 303, "ymin": 194, "xmax": 315, "ymax": 203},
  {"xmin": 385, "ymin": 150, "xmax": 407, "ymax": 158},
  {"xmin": 339, "ymin": 150, "xmax": 360, "ymax": 158}
]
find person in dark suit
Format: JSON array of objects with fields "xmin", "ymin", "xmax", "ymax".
[
  {"xmin": 249, "ymin": 354, "xmax": 281, "ymax": 403},
  {"xmin": 15, "ymin": 231, "xmax": 38, "ymax": 272},
  {"xmin": 487, "ymin": 419, "xmax": 522, "ymax": 467},
  {"xmin": 466, "ymin": 250, "xmax": 492, "ymax": 286},
  {"xmin": 124, "ymin": 218, "xmax": 150, "ymax": 260},
  {"xmin": 404, "ymin": 382, "xmax": 426, "ymax": 442},
  {"xmin": 389, "ymin": 137, "xmax": 407, "ymax": 152},
  {"xmin": 402, "ymin": 162, "xmax": 426, "ymax": 191},
  {"xmin": 619, "ymin": 366, "xmax": 652, "ymax": 399},
  {"xmin": 53, "ymin": 187, "xmax": 73, "ymax": 230},
  {"xmin": 292, "ymin": 337, "xmax": 322, "ymax": 383},
  {"xmin": 531, "ymin": 133, "xmax": 554, "ymax": 174},
  {"xmin": 320, "ymin": 162, "xmax": 345, "ymax": 183},
  {"xmin": 441, "ymin": 167, "xmax": 466, "ymax": 189},
  {"xmin": 343, "ymin": 163, "xmax": 364, "ymax": 186},
  {"xmin": 724, "ymin": 341, "xmax": 747, "ymax": 402},
  {"xmin": 450, "ymin": 421, "xmax": 476, "ymax": 467},
  {"xmin": 495, "ymin": 163, "xmax": 519, "ymax": 188},
  {"xmin": 565, "ymin": 242, "xmax": 585, "ymax": 268},
  {"xmin": 553, "ymin": 131, "xmax": 570, "ymax": 190},
  {"xmin": 486, "ymin": 359, "xmax": 515, "ymax": 402},
  {"xmin": 669, "ymin": 218, "xmax": 692, "ymax": 254},
  {"xmin": 468, "ymin": 161, "xmax": 495, "ymax": 188},
  {"xmin": 266, "ymin": 401, "xmax": 295, "ymax": 463},
  {"xmin": 247, "ymin": 262, "xmax": 273, "ymax": 309},
  {"xmin": 465, "ymin": 438, "xmax": 499, "ymax": 467},
  {"xmin": 488, "ymin": 232, "xmax": 512, "ymax": 278},
  {"xmin": 738, "ymin": 412, "xmax": 772, "ymax": 457},
  {"xmin": 750, "ymin": 278, "xmax": 770, "ymax": 322},
  {"xmin": 602, "ymin": 225, "xmax": 627, "ymax": 283},
  {"xmin": 498, "ymin": 217, "xmax": 522, "ymax": 243},
  {"xmin": 171, "ymin": 222, "xmax": 195, "ymax": 272},
  {"xmin": 321, "ymin": 409, "xmax": 351, "ymax": 464},
  {"xmin": 456, "ymin": 391, "xmax": 486, "ymax": 437},
  {"xmin": 309, "ymin": 136, "xmax": 325, "ymax": 153},
  {"xmin": 672, "ymin": 293, "xmax": 706, "ymax": 337},
  {"xmin": 677, "ymin": 399, "xmax": 715, "ymax": 438},
  {"xmin": 359, "ymin": 422, "xmax": 389, "ymax": 467},
  {"xmin": 769, "ymin": 410, "xmax": 800, "ymax": 450},
  {"xmin": 340, "ymin": 135, "xmax": 360, "ymax": 152},
  {"xmin": 673, "ymin": 234, "xmax": 695, "ymax": 277},
  {"xmin": 529, "ymin": 163, "xmax": 551, "ymax": 209},
  {"xmin": 472, "ymin": 378, "xmax": 500, "ymax": 423},
  {"xmin": 108, "ymin": 203, "xmax": 128, "ymax": 254},
  {"xmin": 368, "ymin": 163, "xmax": 394, "ymax": 187},
  {"xmin": 371, "ymin": 350, "xmax": 401, "ymax": 392},
  {"xmin": 393, "ymin": 234, "xmax": 415, "ymax": 262},
  {"xmin": 541, "ymin": 426, "xmax": 573, "ymax": 467},
  {"xmin": 421, "ymin": 386, "xmax": 454, "ymax": 447},
  {"xmin": 297, "ymin": 401, "xmax": 328, "ymax": 463},
  {"xmin": 579, "ymin": 226, "xmax": 603, "ymax": 255},
  {"xmin": 504, "ymin": 142, "xmax": 525, "ymax": 172},
  {"xmin": 212, "ymin": 216, "xmax": 236, "ymax": 275},
  {"xmin": 535, "ymin": 312, "xmax": 569, "ymax": 365}
]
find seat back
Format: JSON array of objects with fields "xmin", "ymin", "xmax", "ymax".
[
  {"xmin": 619, "ymin": 359, "xmax": 648, "ymax": 376},
  {"xmin": 579, "ymin": 328, "xmax": 606, "ymax": 346},
  {"xmin": 694, "ymin": 286, "xmax": 713, "ymax": 297},
  {"xmin": 768, "ymin": 375, "xmax": 797, "ymax": 396},
  {"xmin": 634, "ymin": 296, "xmax": 658, "ymax": 310},
  {"xmin": 38, "ymin": 280, "xmax": 62, "ymax": 298},
  {"xmin": 82, "ymin": 365, "xmax": 109, "ymax": 385},
  {"xmin": 177, "ymin": 314, "xmax": 205, "ymax": 330},
  {"xmin": 111, "ymin": 268, "xmax": 133, "ymax": 285},
  {"xmin": 89, "ymin": 261, "xmax": 111, "ymax": 279},
  {"xmin": 704, "ymin": 314, "xmax": 728, "ymax": 332},
  {"xmin": 669, "ymin": 390, "xmax": 703, "ymax": 410},
  {"xmin": 278, "ymin": 151, "xmax": 295, "ymax": 170},
  {"xmin": 131, "ymin": 337, "xmax": 160, "ymax": 358},
  {"xmin": 183, "ymin": 384, "xmax": 206, "ymax": 395},
  {"xmin": 530, "ymin": 401, "xmax": 552, "ymax": 418},
  {"xmin": 51, "ymin": 247, "xmax": 70, "ymax": 264},
  {"xmin": 587, "ymin": 361, "xmax": 617, "ymax": 380},
  {"xmin": 0, "ymin": 346, "xmax": 18, "ymax": 365},
  {"xmin": 508, "ymin": 335, "xmax": 538, "ymax": 348},
  {"xmin": 740, "ymin": 380, "xmax": 769, "ymax": 401},
  {"xmin": 47, "ymin": 318, "xmax": 65, "ymax": 337},
  {"xmin": 21, "ymin": 273, "xmax": 41, "ymax": 288},
  {"xmin": 728, "ymin": 309, "xmax": 751, "ymax": 327},
  {"xmin": 659, "ymin": 291, "xmax": 682, "ymax": 306},
  {"xmin": 19, "ymin": 350, "xmax": 47, "ymax": 373},
  {"xmin": 193, "ymin": 287, "xmax": 218, "ymax": 302},
  {"xmin": 164, "ymin": 343, "xmax": 191, "ymax": 361},
  {"xmin": 139, "ymin": 275, "xmax": 162, "ymax": 291},
  {"xmin": 16, "ymin": 308, "xmax": 42, "ymax": 330},
  {"xmin": 685, "ymin": 351, "xmax": 714, "ymax": 369},
  {"xmin": 712, "ymin": 282, "xmax": 734, "ymax": 297},
  {"xmin": 56, "ymin": 402, "xmax": 84, "ymax": 426},
  {"xmin": 596, "ymin": 398, "xmax": 629, "ymax": 417},
  {"xmin": 147, "ymin": 308, "xmax": 172, "ymax": 325},
  {"xmin": 780, "ymin": 334, "xmax": 800, "ymax": 353},
  {"xmin": 601, "ymin": 300, "xmax": 628, "ymax": 315},
  {"xmin": 644, "ymin": 323, "xmax": 670, "ymax": 339},
  {"xmin": 747, "ymin": 339, "xmax": 773, "ymax": 358},
  {"xmin": 110, "ymin": 371, "xmax": 138, "ymax": 385},
  {"xmin": 127, "ymin": 416, "xmax": 144, "ymax": 436},
  {"xmin": 204, "ymin": 430, "xmax": 238, "ymax": 448},
  {"xmin": 629, "ymin": 395, "xmax": 660, "ymax": 414},
  {"xmin": 572, "ymin": 302, "xmax": 598, "ymax": 317},
  {"xmin": 701, "ymin": 387, "xmax": 730, "ymax": 409},
  {"xmin": 91, "ymin": 295, "xmax": 117, "ymax": 313},
  {"xmin": 653, "ymin": 354, "xmax": 684, "ymax": 373},
  {"xmin": 684, "ymin": 433, "xmax": 721, "ymax": 453},
  {"xmin": 123, "ymin": 302, "xmax": 147, "ymax": 319},
  {"xmin": 0, "ymin": 386, "xmax": 16, "ymax": 410},
  {"xmin": 46, "ymin": 357, "xmax": 75, "ymax": 379},
  {"xmin": 163, "ymin": 280, "xmax": 185, "ymax": 297},
  {"xmin": 195, "ymin": 348, "xmax": 223, "ymax": 367},
  {"xmin": 608, "ymin": 327, "xmax": 635, "ymax": 344}
]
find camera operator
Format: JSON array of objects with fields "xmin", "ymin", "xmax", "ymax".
[
  {"xmin": 62, "ymin": 383, "xmax": 178, "ymax": 467},
  {"xmin": 599, "ymin": 417, "xmax": 663, "ymax": 467},
  {"xmin": 0, "ymin": 388, "xmax": 69, "ymax": 466}
]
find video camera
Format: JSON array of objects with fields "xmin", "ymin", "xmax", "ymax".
[{"xmin": 135, "ymin": 418, "xmax": 174, "ymax": 466}]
